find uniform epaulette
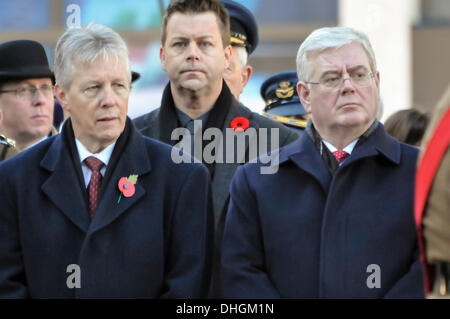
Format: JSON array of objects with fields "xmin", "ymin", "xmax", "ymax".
[{"xmin": 0, "ymin": 134, "xmax": 16, "ymax": 148}]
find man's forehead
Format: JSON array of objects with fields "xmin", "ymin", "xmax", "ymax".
[
  {"xmin": 311, "ymin": 43, "xmax": 371, "ymax": 72},
  {"xmin": 167, "ymin": 12, "xmax": 220, "ymax": 36},
  {"xmin": 72, "ymin": 57, "xmax": 129, "ymax": 79}
]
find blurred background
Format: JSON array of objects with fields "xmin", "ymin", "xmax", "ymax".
[{"xmin": 0, "ymin": 0, "xmax": 448, "ymax": 121}]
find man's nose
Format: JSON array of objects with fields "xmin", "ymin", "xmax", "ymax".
[
  {"xmin": 341, "ymin": 74, "xmax": 356, "ymax": 94},
  {"xmin": 186, "ymin": 42, "xmax": 200, "ymax": 61},
  {"xmin": 100, "ymin": 86, "xmax": 118, "ymax": 107},
  {"xmin": 31, "ymin": 88, "xmax": 52, "ymax": 106}
]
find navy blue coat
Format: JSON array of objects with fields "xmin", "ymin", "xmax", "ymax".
[
  {"xmin": 220, "ymin": 123, "xmax": 425, "ymax": 298},
  {"xmin": 0, "ymin": 119, "xmax": 213, "ymax": 298}
]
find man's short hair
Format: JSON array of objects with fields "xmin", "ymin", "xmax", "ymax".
[
  {"xmin": 161, "ymin": 0, "xmax": 230, "ymax": 49},
  {"xmin": 296, "ymin": 27, "xmax": 377, "ymax": 83},
  {"xmin": 234, "ymin": 46, "xmax": 248, "ymax": 68},
  {"xmin": 54, "ymin": 23, "xmax": 131, "ymax": 89}
]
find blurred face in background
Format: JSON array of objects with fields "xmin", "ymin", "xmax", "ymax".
[
  {"xmin": 0, "ymin": 77, "xmax": 54, "ymax": 150},
  {"xmin": 224, "ymin": 46, "xmax": 252, "ymax": 100}
]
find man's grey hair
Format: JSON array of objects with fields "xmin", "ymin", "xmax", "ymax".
[
  {"xmin": 296, "ymin": 27, "xmax": 377, "ymax": 83},
  {"xmin": 54, "ymin": 23, "xmax": 131, "ymax": 89},
  {"xmin": 235, "ymin": 46, "xmax": 248, "ymax": 68}
]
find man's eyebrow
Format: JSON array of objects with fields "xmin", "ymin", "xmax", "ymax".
[
  {"xmin": 112, "ymin": 78, "xmax": 128, "ymax": 83},
  {"xmin": 170, "ymin": 34, "xmax": 214, "ymax": 41},
  {"xmin": 347, "ymin": 65, "xmax": 369, "ymax": 72},
  {"xmin": 196, "ymin": 35, "xmax": 214, "ymax": 39},
  {"xmin": 81, "ymin": 80, "xmax": 102, "ymax": 87},
  {"xmin": 320, "ymin": 65, "xmax": 369, "ymax": 77}
]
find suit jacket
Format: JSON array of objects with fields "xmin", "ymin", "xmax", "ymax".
[
  {"xmin": 220, "ymin": 122, "xmax": 425, "ymax": 298},
  {"xmin": 0, "ymin": 118, "xmax": 213, "ymax": 298}
]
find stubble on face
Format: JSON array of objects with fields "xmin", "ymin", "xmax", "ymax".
[{"xmin": 162, "ymin": 12, "xmax": 229, "ymax": 108}]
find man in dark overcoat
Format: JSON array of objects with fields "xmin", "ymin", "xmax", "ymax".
[
  {"xmin": 0, "ymin": 24, "xmax": 213, "ymax": 298},
  {"xmin": 220, "ymin": 26, "xmax": 425, "ymax": 298},
  {"xmin": 132, "ymin": 0, "xmax": 297, "ymax": 296}
]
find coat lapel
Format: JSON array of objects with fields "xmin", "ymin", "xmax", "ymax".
[
  {"xmin": 282, "ymin": 134, "xmax": 331, "ymax": 194},
  {"xmin": 88, "ymin": 125, "xmax": 152, "ymax": 235},
  {"xmin": 211, "ymin": 101, "xmax": 254, "ymax": 218},
  {"xmin": 40, "ymin": 134, "xmax": 91, "ymax": 233},
  {"xmin": 341, "ymin": 123, "xmax": 401, "ymax": 168}
]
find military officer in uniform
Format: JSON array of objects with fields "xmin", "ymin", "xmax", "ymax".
[
  {"xmin": 222, "ymin": 0, "xmax": 259, "ymax": 100},
  {"xmin": 415, "ymin": 83, "xmax": 450, "ymax": 298},
  {"xmin": 261, "ymin": 71, "xmax": 311, "ymax": 134}
]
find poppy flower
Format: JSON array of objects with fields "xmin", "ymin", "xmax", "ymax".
[
  {"xmin": 230, "ymin": 117, "xmax": 249, "ymax": 132},
  {"xmin": 118, "ymin": 177, "xmax": 136, "ymax": 198}
]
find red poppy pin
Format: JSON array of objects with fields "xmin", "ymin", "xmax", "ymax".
[
  {"xmin": 117, "ymin": 174, "xmax": 139, "ymax": 203},
  {"xmin": 230, "ymin": 117, "xmax": 249, "ymax": 132}
]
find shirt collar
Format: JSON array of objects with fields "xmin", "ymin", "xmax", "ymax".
[
  {"xmin": 322, "ymin": 138, "xmax": 359, "ymax": 154},
  {"xmin": 75, "ymin": 138, "xmax": 116, "ymax": 166},
  {"xmin": 175, "ymin": 107, "xmax": 210, "ymax": 128}
]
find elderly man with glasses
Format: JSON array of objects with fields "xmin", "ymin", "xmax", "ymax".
[
  {"xmin": 220, "ymin": 27, "xmax": 425, "ymax": 298},
  {"xmin": 0, "ymin": 40, "xmax": 56, "ymax": 155}
]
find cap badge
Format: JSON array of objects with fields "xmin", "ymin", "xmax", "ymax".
[{"xmin": 275, "ymin": 81, "xmax": 294, "ymax": 99}]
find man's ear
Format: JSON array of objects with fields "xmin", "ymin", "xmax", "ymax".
[
  {"xmin": 160, "ymin": 46, "xmax": 166, "ymax": 72},
  {"xmin": 54, "ymin": 84, "xmax": 69, "ymax": 113},
  {"xmin": 297, "ymin": 81, "xmax": 312, "ymax": 113},
  {"xmin": 241, "ymin": 65, "xmax": 253, "ymax": 91},
  {"xmin": 224, "ymin": 45, "xmax": 232, "ymax": 70},
  {"xmin": 375, "ymin": 71, "xmax": 380, "ymax": 89}
]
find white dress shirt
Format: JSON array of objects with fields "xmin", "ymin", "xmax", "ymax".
[
  {"xmin": 75, "ymin": 138, "xmax": 116, "ymax": 188},
  {"xmin": 322, "ymin": 138, "xmax": 358, "ymax": 165}
]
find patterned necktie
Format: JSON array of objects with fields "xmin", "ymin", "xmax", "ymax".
[
  {"xmin": 84, "ymin": 156, "xmax": 104, "ymax": 218},
  {"xmin": 333, "ymin": 150, "xmax": 349, "ymax": 164}
]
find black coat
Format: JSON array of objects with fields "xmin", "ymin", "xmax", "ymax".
[{"xmin": 0, "ymin": 118, "xmax": 213, "ymax": 298}]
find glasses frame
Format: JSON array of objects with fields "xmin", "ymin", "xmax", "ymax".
[
  {"xmin": 306, "ymin": 72, "xmax": 375, "ymax": 89},
  {"xmin": 0, "ymin": 85, "xmax": 54, "ymax": 99}
]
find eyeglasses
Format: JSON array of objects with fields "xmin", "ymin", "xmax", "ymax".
[
  {"xmin": 0, "ymin": 85, "xmax": 54, "ymax": 99},
  {"xmin": 307, "ymin": 70, "xmax": 375, "ymax": 89}
]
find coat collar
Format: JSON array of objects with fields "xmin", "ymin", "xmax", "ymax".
[
  {"xmin": 158, "ymin": 80, "xmax": 234, "ymax": 146},
  {"xmin": 40, "ymin": 117, "xmax": 152, "ymax": 234},
  {"xmin": 279, "ymin": 122, "xmax": 401, "ymax": 193}
]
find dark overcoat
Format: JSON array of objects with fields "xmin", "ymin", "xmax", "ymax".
[
  {"xmin": 133, "ymin": 83, "xmax": 298, "ymax": 227},
  {"xmin": 0, "ymin": 118, "xmax": 213, "ymax": 298},
  {"xmin": 220, "ymin": 123, "xmax": 425, "ymax": 298}
]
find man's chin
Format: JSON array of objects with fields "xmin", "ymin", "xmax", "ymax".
[
  {"xmin": 180, "ymin": 79, "xmax": 207, "ymax": 91},
  {"xmin": 31, "ymin": 125, "xmax": 53, "ymax": 138},
  {"xmin": 336, "ymin": 111, "xmax": 371, "ymax": 126}
]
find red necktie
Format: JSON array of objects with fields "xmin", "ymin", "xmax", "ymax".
[
  {"xmin": 84, "ymin": 156, "xmax": 104, "ymax": 218},
  {"xmin": 333, "ymin": 150, "xmax": 349, "ymax": 164}
]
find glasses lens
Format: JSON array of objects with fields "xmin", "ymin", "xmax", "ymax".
[{"xmin": 40, "ymin": 85, "xmax": 54, "ymax": 97}]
